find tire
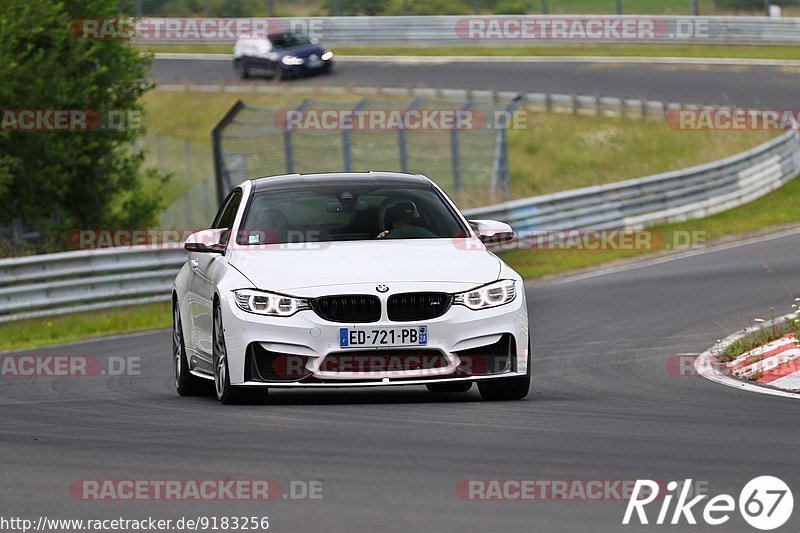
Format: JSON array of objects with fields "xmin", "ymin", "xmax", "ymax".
[
  {"xmin": 426, "ymin": 382, "xmax": 473, "ymax": 393},
  {"xmin": 213, "ymin": 302, "xmax": 268, "ymax": 405},
  {"xmin": 477, "ymin": 341, "xmax": 531, "ymax": 401},
  {"xmin": 234, "ymin": 59, "xmax": 251, "ymax": 79},
  {"xmin": 173, "ymin": 302, "xmax": 210, "ymax": 396}
]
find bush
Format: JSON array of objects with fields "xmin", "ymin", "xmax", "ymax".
[{"xmin": 0, "ymin": 0, "xmax": 168, "ymax": 250}]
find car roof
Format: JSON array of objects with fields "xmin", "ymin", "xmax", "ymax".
[{"xmin": 251, "ymin": 172, "xmax": 433, "ymax": 192}]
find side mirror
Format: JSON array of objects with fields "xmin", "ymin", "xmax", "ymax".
[
  {"xmin": 184, "ymin": 228, "xmax": 229, "ymax": 254},
  {"xmin": 468, "ymin": 220, "xmax": 515, "ymax": 244}
]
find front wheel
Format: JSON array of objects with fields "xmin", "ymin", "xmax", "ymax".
[
  {"xmin": 234, "ymin": 59, "xmax": 251, "ymax": 79},
  {"xmin": 213, "ymin": 302, "xmax": 268, "ymax": 405},
  {"xmin": 477, "ymin": 342, "xmax": 531, "ymax": 401}
]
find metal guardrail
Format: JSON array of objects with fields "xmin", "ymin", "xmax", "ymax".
[
  {"xmin": 144, "ymin": 15, "xmax": 800, "ymax": 46},
  {"xmin": 1, "ymin": 127, "xmax": 798, "ymax": 323},
  {"xmin": 0, "ymin": 247, "xmax": 186, "ymax": 322},
  {"xmin": 464, "ymin": 129, "xmax": 800, "ymax": 232}
]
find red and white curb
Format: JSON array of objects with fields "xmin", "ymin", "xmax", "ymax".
[{"xmin": 694, "ymin": 318, "xmax": 800, "ymax": 400}]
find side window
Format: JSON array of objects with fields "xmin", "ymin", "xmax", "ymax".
[{"xmin": 212, "ymin": 188, "xmax": 243, "ymax": 230}]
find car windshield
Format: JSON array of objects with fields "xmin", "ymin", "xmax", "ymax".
[
  {"xmin": 236, "ymin": 183, "xmax": 468, "ymax": 245},
  {"xmin": 269, "ymin": 33, "xmax": 312, "ymax": 49}
]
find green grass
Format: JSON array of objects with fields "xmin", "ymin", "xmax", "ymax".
[
  {"xmin": 137, "ymin": 43, "xmax": 800, "ymax": 60},
  {"xmin": 142, "ymin": 89, "xmax": 775, "ymax": 207},
  {"xmin": 504, "ymin": 113, "xmax": 774, "ymax": 200},
  {"xmin": 0, "ymin": 301, "xmax": 171, "ymax": 352},
  {"xmin": 720, "ymin": 316, "xmax": 800, "ymax": 362},
  {"xmin": 499, "ymin": 172, "xmax": 800, "ymax": 279},
  {"xmin": 722, "ymin": 328, "xmax": 783, "ymax": 362}
]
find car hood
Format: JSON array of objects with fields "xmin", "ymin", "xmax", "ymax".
[
  {"xmin": 228, "ymin": 238, "xmax": 500, "ymax": 292},
  {"xmin": 277, "ymin": 43, "xmax": 326, "ymax": 58}
]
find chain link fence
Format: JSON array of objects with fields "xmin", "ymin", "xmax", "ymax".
[
  {"xmin": 137, "ymin": 133, "xmax": 218, "ymax": 229},
  {"xmin": 212, "ymin": 94, "xmax": 523, "ymax": 205}
]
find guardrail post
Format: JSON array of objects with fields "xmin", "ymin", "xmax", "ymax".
[
  {"xmin": 184, "ymin": 140, "xmax": 193, "ymax": 185},
  {"xmin": 399, "ymin": 98, "xmax": 423, "ymax": 174},
  {"xmin": 451, "ymin": 100, "xmax": 475, "ymax": 193},
  {"xmin": 343, "ymin": 99, "xmax": 370, "ymax": 172},
  {"xmin": 284, "ymin": 99, "xmax": 313, "ymax": 175},
  {"xmin": 11, "ymin": 218, "xmax": 22, "ymax": 253},
  {"xmin": 212, "ymin": 99, "xmax": 245, "ymax": 207},
  {"xmin": 490, "ymin": 95, "xmax": 524, "ymax": 197},
  {"xmin": 184, "ymin": 193, "xmax": 191, "ymax": 227}
]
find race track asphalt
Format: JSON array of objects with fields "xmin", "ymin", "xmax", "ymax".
[
  {"xmin": 3, "ymin": 230, "xmax": 800, "ymax": 532},
  {"xmin": 151, "ymin": 57, "xmax": 800, "ymax": 108}
]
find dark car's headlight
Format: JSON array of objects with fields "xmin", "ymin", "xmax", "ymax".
[
  {"xmin": 321, "ymin": 50, "xmax": 333, "ymax": 61},
  {"xmin": 234, "ymin": 289, "xmax": 310, "ymax": 317},
  {"xmin": 453, "ymin": 280, "xmax": 516, "ymax": 310}
]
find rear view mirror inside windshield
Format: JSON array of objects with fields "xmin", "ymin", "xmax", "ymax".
[{"xmin": 327, "ymin": 199, "xmax": 368, "ymax": 213}]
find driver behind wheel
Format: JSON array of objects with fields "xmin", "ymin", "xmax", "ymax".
[{"xmin": 377, "ymin": 202, "xmax": 420, "ymax": 238}]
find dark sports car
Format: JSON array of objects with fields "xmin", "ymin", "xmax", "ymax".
[{"xmin": 233, "ymin": 32, "xmax": 334, "ymax": 80}]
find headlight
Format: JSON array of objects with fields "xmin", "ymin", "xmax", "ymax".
[
  {"xmin": 234, "ymin": 289, "xmax": 310, "ymax": 317},
  {"xmin": 453, "ymin": 280, "xmax": 516, "ymax": 310},
  {"xmin": 281, "ymin": 55, "xmax": 304, "ymax": 66},
  {"xmin": 321, "ymin": 51, "xmax": 334, "ymax": 61}
]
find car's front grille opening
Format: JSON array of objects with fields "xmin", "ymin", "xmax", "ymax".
[
  {"xmin": 387, "ymin": 292, "xmax": 452, "ymax": 321},
  {"xmin": 246, "ymin": 343, "xmax": 313, "ymax": 382},
  {"xmin": 311, "ymin": 295, "xmax": 381, "ymax": 323},
  {"xmin": 320, "ymin": 350, "xmax": 449, "ymax": 375},
  {"xmin": 454, "ymin": 334, "xmax": 514, "ymax": 376}
]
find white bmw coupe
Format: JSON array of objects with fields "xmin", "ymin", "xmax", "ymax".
[{"xmin": 172, "ymin": 172, "xmax": 530, "ymax": 404}]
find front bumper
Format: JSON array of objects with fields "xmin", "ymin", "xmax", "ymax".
[{"xmin": 218, "ymin": 281, "xmax": 529, "ymax": 387}]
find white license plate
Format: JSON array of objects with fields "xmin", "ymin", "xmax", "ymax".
[{"xmin": 339, "ymin": 326, "xmax": 428, "ymax": 348}]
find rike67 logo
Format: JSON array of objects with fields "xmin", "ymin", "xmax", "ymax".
[{"xmin": 623, "ymin": 476, "xmax": 793, "ymax": 530}]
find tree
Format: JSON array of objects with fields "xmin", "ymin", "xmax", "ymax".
[{"xmin": 0, "ymin": 0, "xmax": 167, "ymax": 247}]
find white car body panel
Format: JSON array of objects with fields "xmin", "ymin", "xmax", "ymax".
[
  {"xmin": 227, "ymin": 239, "xmax": 501, "ymax": 291},
  {"xmin": 173, "ymin": 172, "xmax": 529, "ymax": 392}
]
